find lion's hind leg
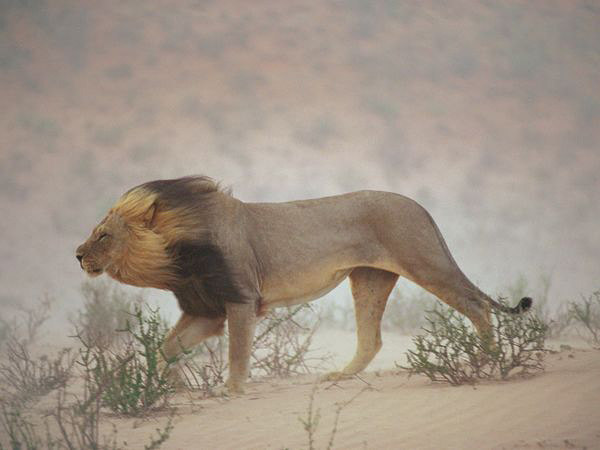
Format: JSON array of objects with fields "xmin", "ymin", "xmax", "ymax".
[{"xmin": 323, "ymin": 267, "xmax": 398, "ymax": 381}]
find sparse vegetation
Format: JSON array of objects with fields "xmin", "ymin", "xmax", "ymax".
[
  {"xmin": 70, "ymin": 280, "xmax": 144, "ymax": 350},
  {"xmin": 178, "ymin": 337, "xmax": 228, "ymax": 396},
  {"xmin": 298, "ymin": 384, "xmax": 366, "ymax": 450},
  {"xmin": 401, "ymin": 303, "xmax": 549, "ymax": 385},
  {"xmin": 1, "ymin": 401, "xmax": 55, "ymax": 449},
  {"xmin": 179, "ymin": 305, "xmax": 328, "ymax": 395},
  {"xmin": 0, "ymin": 342, "xmax": 74, "ymax": 401},
  {"xmin": 568, "ymin": 291, "xmax": 600, "ymax": 348},
  {"xmin": 251, "ymin": 305, "xmax": 327, "ymax": 378},
  {"xmin": 0, "ymin": 292, "xmax": 175, "ymax": 449},
  {"xmin": 0, "ymin": 297, "xmax": 74, "ymax": 402},
  {"xmin": 0, "ymin": 320, "xmax": 8, "ymax": 349},
  {"xmin": 75, "ymin": 305, "xmax": 175, "ymax": 416}
]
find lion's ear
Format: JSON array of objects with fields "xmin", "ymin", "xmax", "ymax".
[{"xmin": 143, "ymin": 202, "xmax": 157, "ymax": 228}]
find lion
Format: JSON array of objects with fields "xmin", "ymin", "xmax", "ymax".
[{"xmin": 76, "ymin": 176, "xmax": 532, "ymax": 393}]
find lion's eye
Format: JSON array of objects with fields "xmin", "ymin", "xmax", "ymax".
[{"xmin": 98, "ymin": 233, "xmax": 109, "ymax": 241}]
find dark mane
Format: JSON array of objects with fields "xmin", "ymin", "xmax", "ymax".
[
  {"xmin": 142, "ymin": 176, "xmax": 228, "ymax": 209},
  {"xmin": 146, "ymin": 177, "xmax": 243, "ymax": 317},
  {"xmin": 166, "ymin": 240, "xmax": 245, "ymax": 317}
]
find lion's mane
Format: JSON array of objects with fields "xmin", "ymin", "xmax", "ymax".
[{"xmin": 108, "ymin": 176, "xmax": 243, "ymax": 317}]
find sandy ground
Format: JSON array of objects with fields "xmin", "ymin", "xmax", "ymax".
[{"xmin": 109, "ymin": 333, "xmax": 600, "ymax": 450}]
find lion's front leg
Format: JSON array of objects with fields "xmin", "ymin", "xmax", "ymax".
[
  {"xmin": 224, "ymin": 302, "xmax": 257, "ymax": 394},
  {"xmin": 160, "ymin": 313, "xmax": 226, "ymax": 388}
]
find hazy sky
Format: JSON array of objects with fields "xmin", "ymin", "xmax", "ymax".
[{"xmin": 0, "ymin": 0, "xmax": 598, "ymax": 318}]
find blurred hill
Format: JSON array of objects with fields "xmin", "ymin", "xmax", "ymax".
[{"xmin": 0, "ymin": 0, "xmax": 598, "ymax": 312}]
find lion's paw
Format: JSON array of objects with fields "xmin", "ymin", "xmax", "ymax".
[
  {"xmin": 210, "ymin": 381, "xmax": 245, "ymax": 398},
  {"xmin": 162, "ymin": 365, "xmax": 188, "ymax": 392},
  {"xmin": 320, "ymin": 371, "xmax": 354, "ymax": 382}
]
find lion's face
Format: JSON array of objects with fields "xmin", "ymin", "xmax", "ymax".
[{"xmin": 76, "ymin": 213, "xmax": 129, "ymax": 277}]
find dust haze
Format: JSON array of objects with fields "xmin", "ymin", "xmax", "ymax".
[{"xmin": 0, "ymin": 0, "xmax": 598, "ymax": 319}]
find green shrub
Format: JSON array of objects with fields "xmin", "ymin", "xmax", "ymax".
[
  {"xmin": 0, "ymin": 297, "xmax": 175, "ymax": 448},
  {"xmin": 401, "ymin": 304, "xmax": 549, "ymax": 385},
  {"xmin": 76, "ymin": 305, "xmax": 174, "ymax": 416}
]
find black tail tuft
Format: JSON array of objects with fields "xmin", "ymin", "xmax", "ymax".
[{"xmin": 517, "ymin": 296, "xmax": 533, "ymax": 312}]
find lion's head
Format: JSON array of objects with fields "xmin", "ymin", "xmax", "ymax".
[
  {"xmin": 75, "ymin": 177, "xmax": 241, "ymax": 318},
  {"xmin": 76, "ymin": 212, "xmax": 131, "ymax": 278},
  {"xmin": 75, "ymin": 181, "xmax": 180, "ymax": 288}
]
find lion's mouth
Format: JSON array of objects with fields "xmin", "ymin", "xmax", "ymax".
[{"xmin": 85, "ymin": 267, "xmax": 104, "ymax": 277}]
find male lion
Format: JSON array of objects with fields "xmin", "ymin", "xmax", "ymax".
[{"xmin": 76, "ymin": 176, "xmax": 531, "ymax": 393}]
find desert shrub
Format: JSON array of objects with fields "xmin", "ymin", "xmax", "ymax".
[
  {"xmin": 401, "ymin": 303, "xmax": 549, "ymax": 385},
  {"xmin": 0, "ymin": 295, "xmax": 175, "ymax": 448},
  {"xmin": 251, "ymin": 305, "xmax": 326, "ymax": 378},
  {"xmin": 14, "ymin": 295, "xmax": 53, "ymax": 345},
  {"xmin": 568, "ymin": 291, "xmax": 600, "ymax": 348},
  {"xmin": 0, "ymin": 297, "xmax": 75, "ymax": 402},
  {"xmin": 178, "ymin": 337, "xmax": 228, "ymax": 396},
  {"xmin": 0, "ymin": 401, "xmax": 56, "ymax": 449},
  {"xmin": 0, "ymin": 376, "xmax": 173, "ymax": 450},
  {"xmin": 50, "ymin": 386, "xmax": 174, "ymax": 450},
  {"xmin": 179, "ymin": 305, "xmax": 327, "ymax": 394},
  {"xmin": 75, "ymin": 305, "xmax": 175, "ymax": 416},
  {"xmin": 71, "ymin": 280, "xmax": 144, "ymax": 350},
  {"xmin": 0, "ymin": 342, "xmax": 74, "ymax": 402}
]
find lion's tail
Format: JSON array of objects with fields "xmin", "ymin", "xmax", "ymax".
[
  {"xmin": 422, "ymin": 206, "xmax": 533, "ymax": 316},
  {"xmin": 486, "ymin": 296, "xmax": 533, "ymax": 315},
  {"xmin": 466, "ymin": 279, "xmax": 533, "ymax": 314}
]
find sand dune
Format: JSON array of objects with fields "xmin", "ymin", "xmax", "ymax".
[{"xmin": 116, "ymin": 346, "xmax": 599, "ymax": 449}]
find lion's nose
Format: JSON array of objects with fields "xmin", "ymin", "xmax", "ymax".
[{"xmin": 76, "ymin": 252, "xmax": 83, "ymax": 264}]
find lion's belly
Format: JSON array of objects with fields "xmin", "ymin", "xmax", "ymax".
[{"xmin": 260, "ymin": 268, "xmax": 352, "ymax": 310}]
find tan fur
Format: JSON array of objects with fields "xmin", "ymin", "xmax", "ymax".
[{"xmin": 77, "ymin": 177, "xmax": 530, "ymax": 394}]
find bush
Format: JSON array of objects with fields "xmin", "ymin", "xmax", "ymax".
[
  {"xmin": 179, "ymin": 337, "xmax": 228, "ymax": 396},
  {"xmin": 251, "ymin": 305, "xmax": 326, "ymax": 378},
  {"xmin": 72, "ymin": 280, "xmax": 144, "ymax": 350},
  {"xmin": 0, "ymin": 381, "xmax": 173, "ymax": 450},
  {"xmin": 75, "ymin": 305, "xmax": 175, "ymax": 416},
  {"xmin": 0, "ymin": 401, "xmax": 55, "ymax": 449},
  {"xmin": 0, "ymin": 297, "xmax": 74, "ymax": 403},
  {"xmin": 179, "ymin": 305, "xmax": 328, "ymax": 395},
  {"xmin": 569, "ymin": 291, "xmax": 600, "ymax": 348},
  {"xmin": 0, "ymin": 343, "xmax": 74, "ymax": 402},
  {"xmin": 401, "ymin": 303, "xmax": 549, "ymax": 385},
  {"xmin": 0, "ymin": 300, "xmax": 174, "ymax": 448}
]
